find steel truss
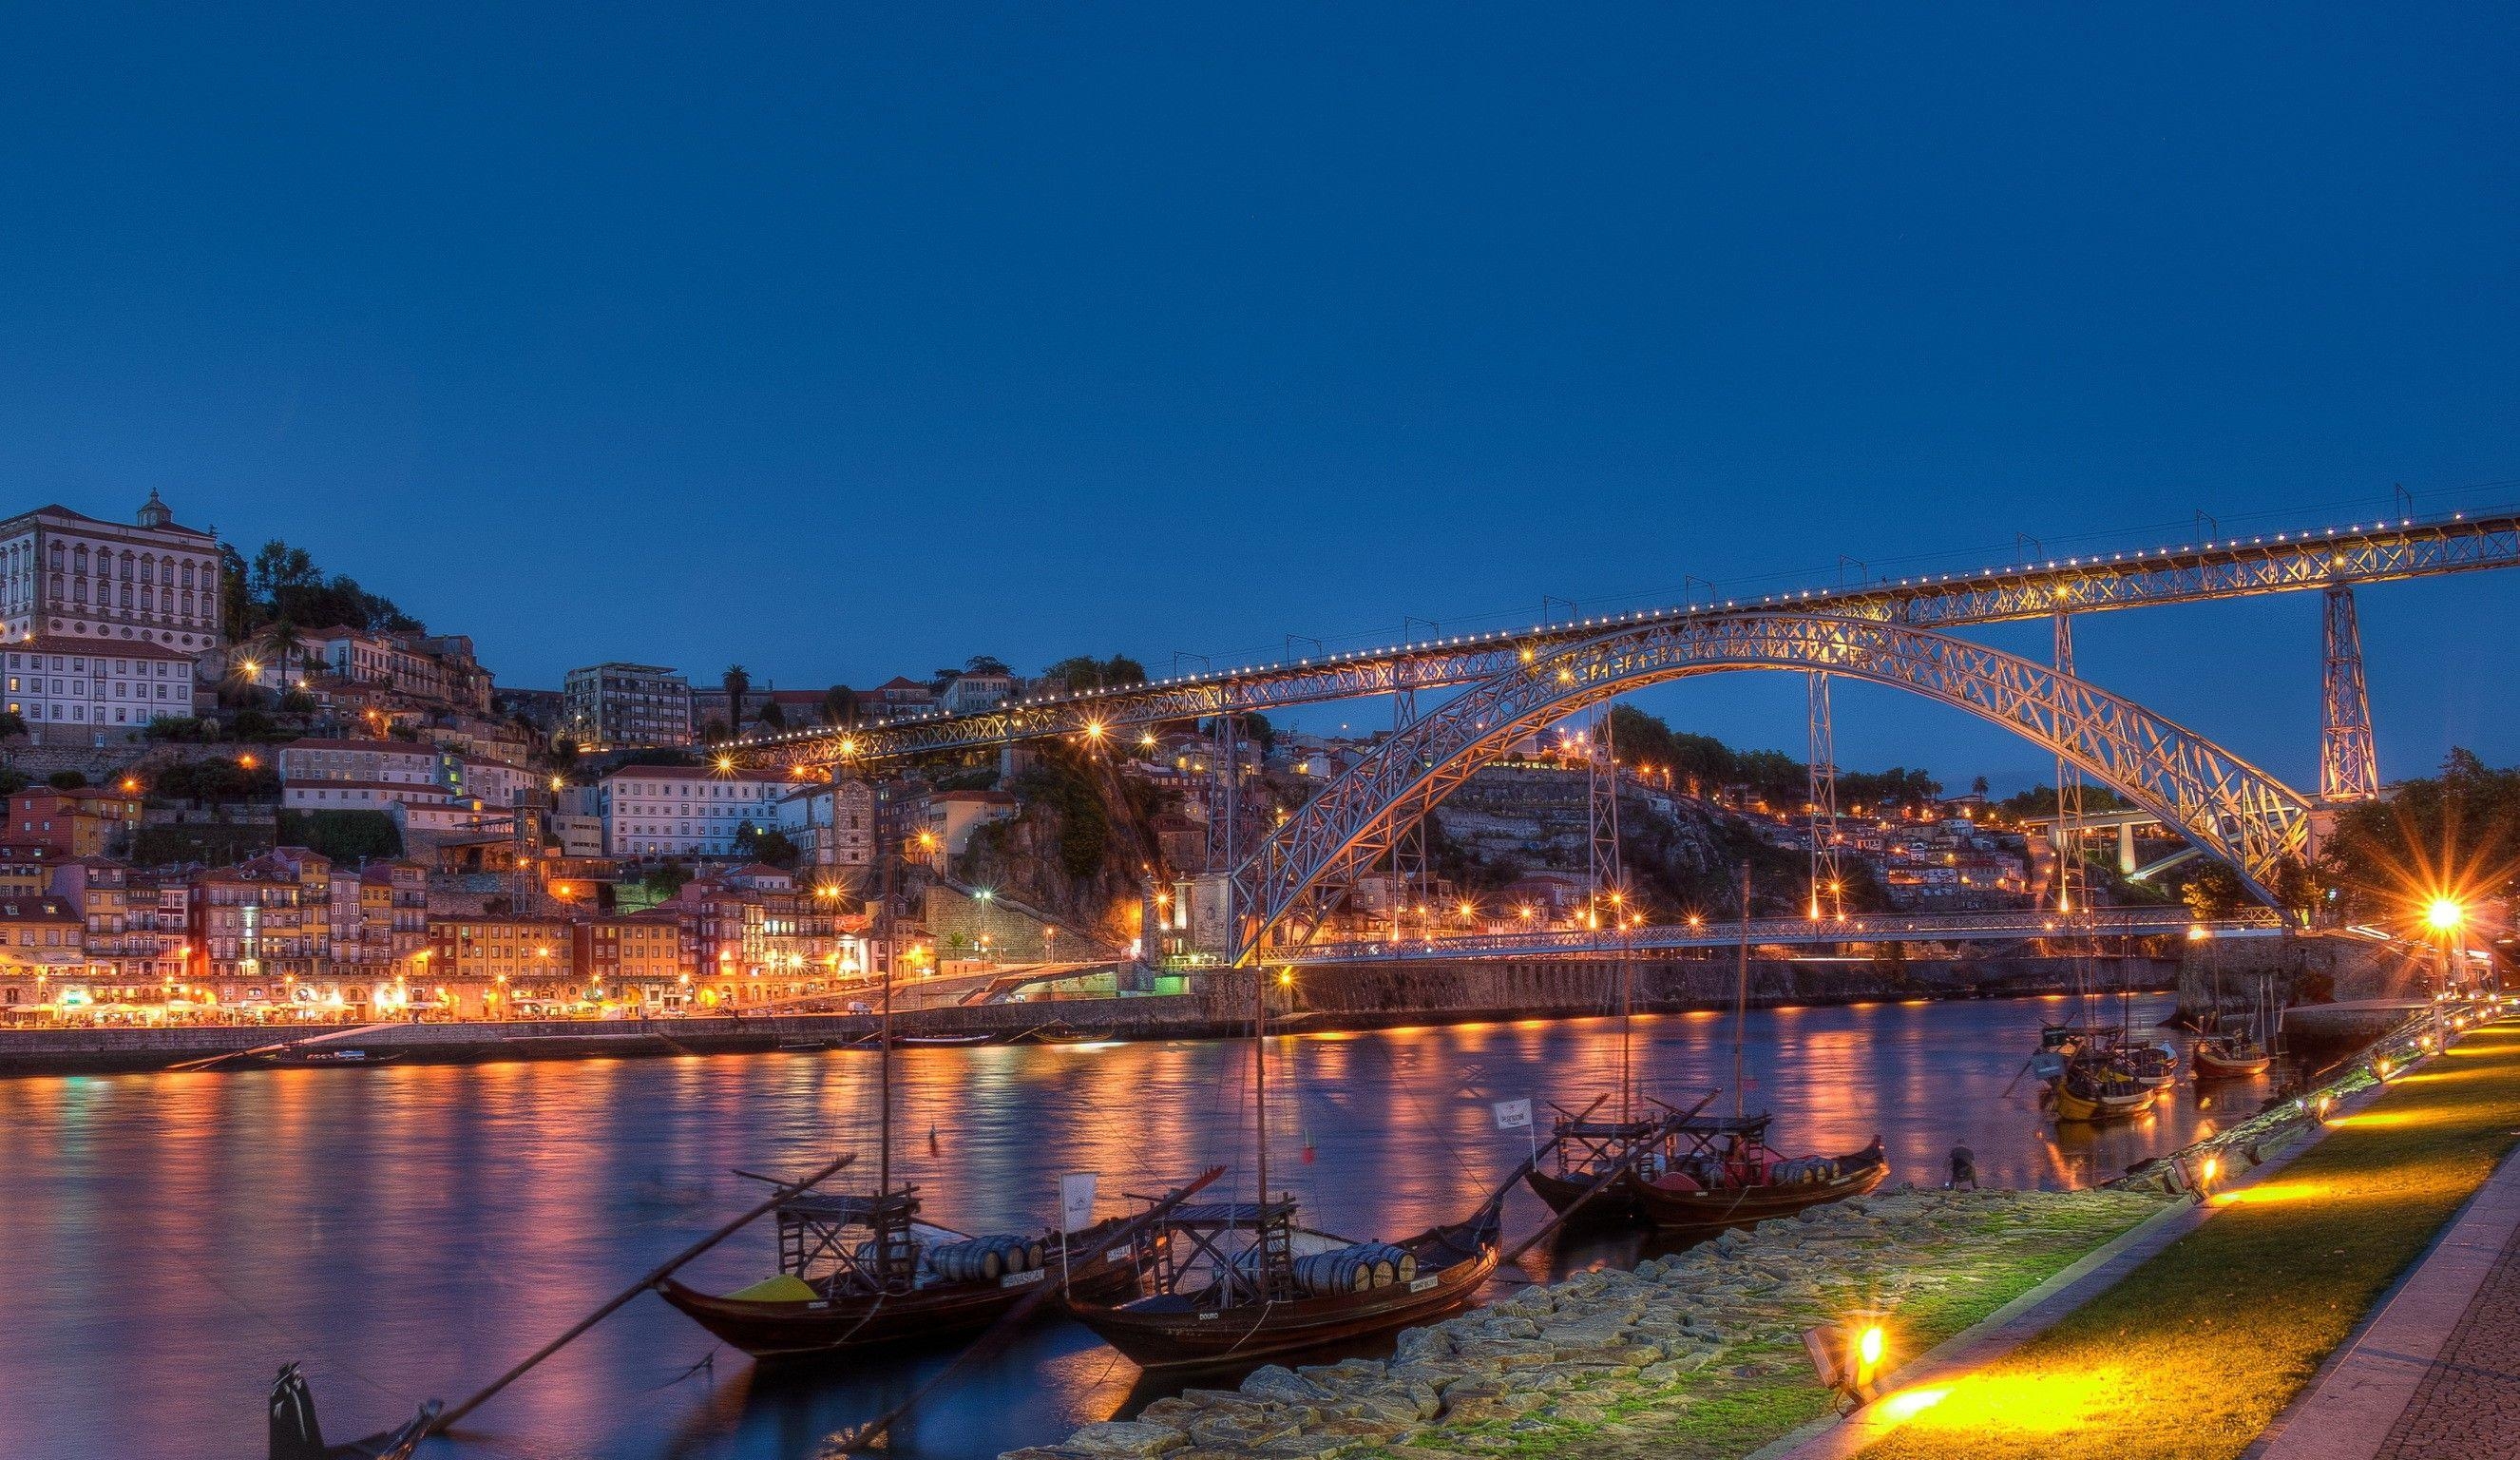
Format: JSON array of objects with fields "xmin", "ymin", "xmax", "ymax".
[
  {"xmin": 2320, "ymin": 586, "xmax": 2381, "ymax": 802},
  {"xmin": 1228, "ymin": 615, "xmax": 2314, "ymax": 963},
  {"xmin": 732, "ymin": 510, "xmax": 2520, "ymax": 767}
]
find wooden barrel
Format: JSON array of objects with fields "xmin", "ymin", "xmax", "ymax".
[
  {"xmin": 1289, "ymin": 1248, "xmax": 1377, "ymax": 1296},
  {"xmin": 928, "ymin": 1238, "xmax": 1007, "ymax": 1282}
]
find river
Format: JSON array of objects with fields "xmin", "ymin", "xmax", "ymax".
[{"xmin": 0, "ymin": 992, "xmax": 2263, "ymax": 1460}]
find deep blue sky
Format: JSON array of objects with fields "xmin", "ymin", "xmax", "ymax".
[{"xmin": 3, "ymin": 6, "xmax": 2515, "ymax": 793}]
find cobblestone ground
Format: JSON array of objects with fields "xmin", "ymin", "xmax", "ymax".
[{"xmin": 2376, "ymin": 1220, "xmax": 2520, "ymax": 1459}]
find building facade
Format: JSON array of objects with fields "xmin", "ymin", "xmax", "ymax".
[
  {"xmin": 563, "ymin": 663, "xmax": 693, "ymax": 749},
  {"xmin": 601, "ymin": 764, "xmax": 789, "ymax": 857}
]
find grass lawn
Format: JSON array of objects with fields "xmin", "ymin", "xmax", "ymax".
[{"xmin": 1857, "ymin": 1017, "xmax": 2520, "ymax": 1460}]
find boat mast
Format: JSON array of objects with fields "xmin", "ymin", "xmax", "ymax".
[
  {"xmin": 1733, "ymin": 863, "xmax": 1751, "ymax": 1122},
  {"xmin": 1252, "ymin": 961, "xmax": 1269, "ymax": 1291},
  {"xmin": 878, "ymin": 805, "xmax": 895, "ymax": 1200}
]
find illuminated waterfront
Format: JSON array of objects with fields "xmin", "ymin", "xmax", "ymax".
[{"xmin": 0, "ymin": 993, "xmax": 2244, "ymax": 1459}]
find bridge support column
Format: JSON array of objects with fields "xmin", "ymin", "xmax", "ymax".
[
  {"xmin": 2120, "ymin": 821, "xmax": 2138, "ymax": 874},
  {"xmin": 2320, "ymin": 585, "xmax": 2381, "ymax": 805},
  {"xmin": 2052, "ymin": 612, "xmax": 2082, "ymax": 912},
  {"xmin": 1806, "ymin": 670, "xmax": 1840, "ymax": 919}
]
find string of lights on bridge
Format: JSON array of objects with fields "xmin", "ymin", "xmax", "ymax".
[{"xmin": 727, "ymin": 509, "xmax": 2492, "ymax": 759}]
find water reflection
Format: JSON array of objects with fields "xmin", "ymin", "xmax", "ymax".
[{"xmin": 0, "ymin": 993, "xmax": 2247, "ymax": 1459}]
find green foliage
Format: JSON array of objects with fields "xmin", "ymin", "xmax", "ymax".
[
  {"xmin": 240, "ymin": 540, "xmax": 422, "ymax": 635},
  {"xmin": 150, "ymin": 759, "xmax": 281, "ymax": 803},
  {"xmin": 1606, "ymin": 705, "xmax": 1804, "ymax": 804},
  {"xmin": 229, "ymin": 709, "xmax": 283, "ymax": 741},
  {"xmin": 2319, "ymin": 747, "xmax": 2520, "ymax": 922},
  {"xmin": 45, "ymin": 770, "xmax": 86, "ymax": 790},
  {"xmin": 0, "ymin": 711, "xmax": 26, "ymax": 740},
  {"xmin": 143, "ymin": 716, "xmax": 213, "ymax": 742},
  {"xmin": 641, "ymin": 864, "xmax": 694, "ymax": 901},
  {"xmin": 134, "ymin": 822, "xmax": 275, "ymax": 868},
  {"xmin": 2181, "ymin": 859, "xmax": 2251, "ymax": 919},
  {"xmin": 757, "ymin": 700, "xmax": 787, "ymax": 731},
  {"xmin": 1836, "ymin": 765, "xmax": 1942, "ymax": 810},
  {"xmin": 277, "ymin": 809, "xmax": 403, "ymax": 863},
  {"xmin": 821, "ymin": 684, "xmax": 859, "ymax": 726},
  {"xmin": 0, "ymin": 769, "xmax": 28, "ymax": 797},
  {"xmin": 1013, "ymin": 752, "xmax": 1112, "ymax": 878},
  {"xmin": 732, "ymin": 823, "xmax": 801, "ymax": 868},
  {"xmin": 1039, "ymin": 654, "xmax": 1148, "ymax": 694},
  {"xmin": 546, "ymin": 734, "xmax": 581, "ymax": 771},
  {"xmin": 722, "ymin": 665, "xmax": 750, "ymax": 729},
  {"xmin": 1995, "ymin": 782, "xmax": 2136, "ymax": 818}
]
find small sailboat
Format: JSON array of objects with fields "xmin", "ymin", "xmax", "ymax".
[
  {"xmin": 2052, "ymin": 1052, "xmax": 2159, "ymax": 1122},
  {"xmin": 2193, "ymin": 951, "xmax": 2275, "ymax": 1080}
]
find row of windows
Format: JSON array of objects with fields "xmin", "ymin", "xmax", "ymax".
[
  {"xmin": 7, "ymin": 655, "xmax": 182, "ymax": 675},
  {"xmin": 10, "ymin": 678, "xmax": 181, "ymax": 700},
  {"xmin": 8, "ymin": 701, "xmax": 177, "ymax": 723},
  {"xmin": 26, "ymin": 543, "xmax": 210, "ymax": 586}
]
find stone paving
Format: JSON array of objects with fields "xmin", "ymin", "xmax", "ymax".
[{"xmin": 2374, "ymin": 1216, "xmax": 2520, "ymax": 1459}]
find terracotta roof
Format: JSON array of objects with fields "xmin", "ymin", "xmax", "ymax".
[
  {"xmin": 8, "ymin": 634, "xmax": 200, "ymax": 662},
  {"xmin": 602, "ymin": 764, "xmax": 786, "ymax": 782},
  {"xmin": 280, "ymin": 738, "xmax": 442, "ymax": 755}
]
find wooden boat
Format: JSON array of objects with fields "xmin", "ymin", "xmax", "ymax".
[
  {"xmin": 1066, "ymin": 1198, "xmax": 1500, "ymax": 1371},
  {"xmin": 2122, "ymin": 1042, "xmax": 2179, "ymax": 1089},
  {"xmin": 1068, "ymin": 962, "xmax": 1503, "ymax": 1372},
  {"xmin": 894, "ymin": 1031, "xmax": 994, "ymax": 1047},
  {"xmin": 2192, "ymin": 1033, "xmax": 2272, "ymax": 1079},
  {"xmin": 658, "ymin": 1191, "xmax": 1154, "ymax": 1359},
  {"xmin": 269, "ymin": 1362, "xmax": 437, "ymax": 1460},
  {"xmin": 2052, "ymin": 1058, "xmax": 2158, "ymax": 1122},
  {"xmin": 1631, "ymin": 1112, "xmax": 1888, "ymax": 1235}
]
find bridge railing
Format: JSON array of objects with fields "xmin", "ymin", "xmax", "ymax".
[{"xmin": 1270, "ymin": 905, "xmax": 2285, "ymax": 967}]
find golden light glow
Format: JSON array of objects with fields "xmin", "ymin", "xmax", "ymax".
[
  {"xmin": 1858, "ymin": 1324, "xmax": 1885, "ymax": 1367},
  {"xmin": 2426, "ymin": 897, "xmax": 2467, "ymax": 932},
  {"xmin": 714, "ymin": 754, "xmax": 735, "ymax": 774}
]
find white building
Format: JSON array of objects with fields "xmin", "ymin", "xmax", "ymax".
[
  {"xmin": 0, "ymin": 491, "xmax": 225, "ymax": 656},
  {"xmin": 938, "ymin": 671, "xmax": 1016, "ymax": 715},
  {"xmin": 4, "ymin": 638, "xmax": 200, "ymax": 743},
  {"xmin": 601, "ymin": 764, "xmax": 790, "ymax": 857},
  {"xmin": 773, "ymin": 778, "xmax": 876, "ymax": 870}
]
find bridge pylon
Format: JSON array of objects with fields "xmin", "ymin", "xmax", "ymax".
[
  {"xmin": 1805, "ymin": 671, "xmax": 1842, "ymax": 920},
  {"xmin": 2320, "ymin": 585, "xmax": 2381, "ymax": 805}
]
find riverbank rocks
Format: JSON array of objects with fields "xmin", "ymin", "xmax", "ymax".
[{"xmin": 1002, "ymin": 1186, "xmax": 2170, "ymax": 1460}]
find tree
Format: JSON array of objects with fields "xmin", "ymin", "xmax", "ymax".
[
  {"xmin": 2182, "ymin": 861, "xmax": 2251, "ymax": 920},
  {"xmin": 757, "ymin": 700, "xmax": 787, "ymax": 732},
  {"xmin": 1972, "ymin": 776, "xmax": 1990, "ymax": 797},
  {"xmin": 2318, "ymin": 748, "xmax": 2520, "ymax": 922},
  {"xmin": 821, "ymin": 684, "xmax": 859, "ymax": 727},
  {"xmin": 546, "ymin": 735, "xmax": 581, "ymax": 773},
  {"xmin": 219, "ymin": 543, "xmax": 252, "ymax": 639},
  {"xmin": 699, "ymin": 718, "xmax": 731, "ymax": 744},
  {"xmin": 0, "ymin": 711, "xmax": 26, "ymax": 742},
  {"xmin": 723, "ymin": 665, "xmax": 751, "ymax": 731},
  {"xmin": 46, "ymin": 770, "xmax": 86, "ymax": 790},
  {"xmin": 964, "ymin": 655, "xmax": 1011, "ymax": 676},
  {"xmin": 1040, "ymin": 655, "xmax": 1148, "ymax": 694},
  {"xmin": 735, "ymin": 824, "xmax": 801, "ymax": 869},
  {"xmin": 641, "ymin": 864, "xmax": 694, "ymax": 901}
]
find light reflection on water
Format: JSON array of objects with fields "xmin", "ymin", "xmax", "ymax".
[{"xmin": 0, "ymin": 993, "xmax": 2254, "ymax": 1459}]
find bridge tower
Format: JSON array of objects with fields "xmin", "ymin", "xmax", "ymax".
[
  {"xmin": 1805, "ymin": 671, "xmax": 1841, "ymax": 919},
  {"xmin": 2051, "ymin": 612, "xmax": 2085, "ymax": 913},
  {"xmin": 1390, "ymin": 685, "xmax": 1429, "ymax": 901},
  {"xmin": 2319, "ymin": 586, "xmax": 2381, "ymax": 804},
  {"xmin": 1588, "ymin": 704, "xmax": 1624, "ymax": 916}
]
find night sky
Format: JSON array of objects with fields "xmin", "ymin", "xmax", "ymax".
[{"xmin": 2, "ymin": 6, "xmax": 2514, "ymax": 793}]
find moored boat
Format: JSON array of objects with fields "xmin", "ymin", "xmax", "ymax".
[
  {"xmin": 2052, "ymin": 1057, "xmax": 2158, "ymax": 1122},
  {"xmin": 2192, "ymin": 1033, "xmax": 2272, "ymax": 1079},
  {"xmin": 657, "ymin": 1189, "xmax": 1153, "ymax": 1359},
  {"xmin": 1065, "ymin": 1197, "xmax": 1501, "ymax": 1371},
  {"xmin": 1630, "ymin": 1113, "xmax": 1888, "ymax": 1235},
  {"xmin": 269, "ymin": 1362, "xmax": 437, "ymax": 1460}
]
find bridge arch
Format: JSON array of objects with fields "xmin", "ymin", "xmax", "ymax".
[{"xmin": 1230, "ymin": 615, "xmax": 2311, "ymax": 962}]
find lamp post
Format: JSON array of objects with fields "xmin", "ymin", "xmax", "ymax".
[{"xmin": 2425, "ymin": 897, "xmax": 2467, "ymax": 996}]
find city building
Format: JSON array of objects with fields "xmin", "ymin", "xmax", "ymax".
[
  {"xmin": 300, "ymin": 625, "xmax": 493, "ymax": 714},
  {"xmin": 427, "ymin": 912, "xmax": 577, "ymax": 1014},
  {"xmin": 574, "ymin": 909, "xmax": 696, "ymax": 1010},
  {"xmin": 6, "ymin": 786, "xmax": 144, "ymax": 861},
  {"xmin": 191, "ymin": 853, "xmax": 334, "ymax": 999},
  {"xmin": 927, "ymin": 788, "xmax": 1019, "ymax": 856},
  {"xmin": 937, "ymin": 669, "xmax": 1016, "ymax": 715},
  {"xmin": 49, "ymin": 859, "xmax": 190, "ymax": 987},
  {"xmin": 600, "ymin": 763, "xmax": 789, "ymax": 857},
  {"xmin": 0, "ymin": 490, "xmax": 225, "ymax": 662},
  {"xmin": 772, "ymin": 778, "xmax": 875, "ymax": 872},
  {"xmin": 563, "ymin": 663, "xmax": 692, "ymax": 749},
  {"xmin": 5, "ymin": 637, "xmax": 202, "ymax": 742}
]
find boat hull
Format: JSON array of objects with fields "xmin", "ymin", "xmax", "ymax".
[
  {"xmin": 1632, "ymin": 1147, "xmax": 1888, "ymax": 1236},
  {"xmin": 1068, "ymin": 1226, "xmax": 1498, "ymax": 1372},
  {"xmin": 1523, "ymin": 1165, "xmax": 1638, "ymax": 1221},
  {"xmin": 658, "ymin": 1219, "xmax": 1144, "ymax": 1360},
  {"xmin": 2192, "ymin": 1045, "xmax": 2272, "ymax": 1079},
  {"xmin": 2052, "ymin": 1080, "xmax": 2157, "ymax": 1123}
]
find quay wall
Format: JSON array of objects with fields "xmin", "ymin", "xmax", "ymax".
[{"xmin": 0, "ymin": 953, "xmax": 2168, "ymax": 1078}]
